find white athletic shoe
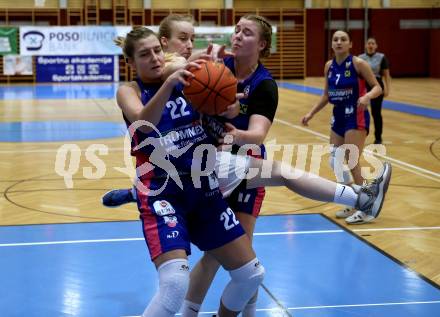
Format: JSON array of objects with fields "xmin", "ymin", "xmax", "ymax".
[
  {"xmin": 345, "ymin": 210, "xmax": 375, "ymax": 224},
  {"xmin": 355, "ymin": 162, "xmax": 392, "ymax": 219},
  {"xmin": 335, "ymin": 207, "xmax": 356, "ymax": 219}
]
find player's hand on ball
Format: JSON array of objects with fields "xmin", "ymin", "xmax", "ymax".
[{"xmin": 167, "ymin": 68, "xmax": 194, "ymax": 87}]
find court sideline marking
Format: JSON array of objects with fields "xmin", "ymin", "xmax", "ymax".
[
  {"xmin": 1, "ymin": 122, "xmax": 437, "ymax": 183},
  {"xmin": 2, "ymin": 226, "xmax": 440, "ymax": 247},
  {"xmin": 119, "ymin": 300, "xmax": 440, "ymax": 316}
]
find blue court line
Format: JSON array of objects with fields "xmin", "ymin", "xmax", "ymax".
[
  {"xmin": 0, "ymin": 83, "xmax": 118, "ymax": 100},
  {"xmin": 0, "ymin": 121, "xmax": 126, "ymax": 142},
  {"xmin": 278, "ymin": 81, "xmax": 440, "ymax": 120}
]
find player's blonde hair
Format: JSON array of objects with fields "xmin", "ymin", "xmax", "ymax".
[
  {"xmin": 158, "ymin": 14, "xmax": 196, "ymax": 40},
  {"xmin": 114, "ymin": 26, "xmax": 157, "ymax": 59}
]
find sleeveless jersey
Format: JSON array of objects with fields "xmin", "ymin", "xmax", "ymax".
[
  {"xmin": 327, "ymin": 55, "xmax": 366, "ymax": 107},
  {"xmin": 123, "ymin": 79, "xmax": 208, "ymax": 180}
]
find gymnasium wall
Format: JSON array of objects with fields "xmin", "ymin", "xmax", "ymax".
[
  {"xmin": 430, "ymin": 29, "xmax": 440, "ymax": 78},
  {"xmin": 306, "ymin": 8, "xmax": 440, "ymax": 78},
  {"xmin": 1, "ymin": 1, "xmax": 438, "ymax": 79}
]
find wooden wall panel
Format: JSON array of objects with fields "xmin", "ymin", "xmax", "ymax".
[
  {"xmin": 68, "ymin": 0, "xmax": 84, "ymax": 9},
  {"xmin": 390, "ymin": 0, "xmax": 440, "ymax": 8},
  {"xmin": 0, "ymin": 0, "xmax": 59, "ymax": 9},
  {"xmin": 311, "ymin": 0, "xmax": 381, "ymax": 8},
  {"xmin": 151, "ymin": 0, "xmax": 223, "ymax": 9},
  {"xmin": 128, "ymin": 0, "xmax": 143, "ymax": 9},
  {"xmin": 310, "ymin": 0, "xmax": 436, "ymax": 8},
  {"xmin": 234, "ymin": 0, "xmax": 303, "ymax": 9}
]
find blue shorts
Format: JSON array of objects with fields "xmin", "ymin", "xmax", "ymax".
[
  {"xmin": 331, "ymin": 105, "xmax": 370, "ymax": 137},
  {"xmin": 136, "ymin": 174, "xmax": 245, "ymax": 260},
  {"xmin": 227, "ymin": 180, "xmax": 265, "ymax": 218}
]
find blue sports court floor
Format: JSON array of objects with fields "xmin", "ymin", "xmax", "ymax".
[{"xmin": 1, "ymin": 214, "xmax": 440, "ymax": 317}]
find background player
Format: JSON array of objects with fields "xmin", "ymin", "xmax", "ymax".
[{"xmin": 301, "ymin": 30, "xmax": 383, "ymax": 224}]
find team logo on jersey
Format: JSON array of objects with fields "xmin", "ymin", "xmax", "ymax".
[
  {"xmin": 344, "ymin": 70, "xmax": 351, "ymax": 77},
  {"xmin": 240, "ymin": 102, "xmax": 248, "ymax": 114},
  {"xmin": 163, "ymin": 215, "xmax": 178, "ymax": 227},
  {"xmin": 345, "ymin": 61, "xmax": 351, "ymax": 68},
  {"xmin": 243, "ymin": 85, "xmax": 250, "ymax": 97},
  {"xmin": 153, "ymin": 200, "xmax": 176, "ymax": 216},
  {"xmin": 345, "ymin": 106, "xmax": 354, "ymax": 115},
  {"xmin": 328, "ymin": 71, "xmax": 332, "ymax": 78},
  {"xmin": 166, "ymin": 230, "xmax": 179, "ymax": 239}
]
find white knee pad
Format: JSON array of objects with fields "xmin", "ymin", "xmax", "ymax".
[
  {"xmin": 157, "ymin": 259, "xmax": 190, "ymax": 314},
  {"xmin": 221, "ymin": 258, "xmax": 265, "ymax": 312},
  {"xmin": 329, "ymin": 148, "xmax": 353, "ymax": 184}
]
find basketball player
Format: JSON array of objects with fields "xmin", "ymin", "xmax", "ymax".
[
  {"xmin": 182, "ymin": 15, "xmax": 277, "ymax": 317},
  {"xmin": 107, "ymin": 18, "xmax": 391, "ymax": 316},
  {"xmin": 114, "ymin": 26, "xmax": 265, "ymax": 317},
  {"xmin": 165, "ymin": 17, "xmax": 391, "ymax": 317},
  {"xmin": 301, "ymin": 30, "xmax": 383, "ymax": 224}
]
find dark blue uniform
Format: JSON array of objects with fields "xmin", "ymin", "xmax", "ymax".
[
  {"xmin": 327, "ymin": 55, "xmax": 370, "ymax": 137},
  {"xmin": 126, "ymin": 79, "xmax": 244, "ymax": 260},
  {"xmin": 202, "ymin": 57, "xmax": 278, "ymax": 217}
]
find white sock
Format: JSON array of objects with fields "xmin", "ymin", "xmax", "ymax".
[
  {"xmin": 181, "ymin": 300, "xmax": 201, "ymax": 317},
  {"xmin": 333, "ymin": 184, "xmax": 357, "ymax": 207}
]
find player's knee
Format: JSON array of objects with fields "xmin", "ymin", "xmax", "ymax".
[
  {"xmin": 222, "ymin": 258, "xmax": 265, "ymax": 311},
  {"xmin": 234, "ymin": 260, "xmax": 265, "ymax": 286},
  {"xmin": 200, "ymin": 252, "xmax": 221, "ymax": 272},
  {"xmin": 157, "ymin": 259, "xmax": 190, "ymax": 313}
]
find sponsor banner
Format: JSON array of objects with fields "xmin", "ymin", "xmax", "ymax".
[
  {"xmin": 20, "ymin": 25, "xmax": 277, "ymax": 56},
  {"xmin": 3, "ymin": 55, "xmax": 33, "ymax": 75},
  {"xmin": 20, "ymin": 26, "xmax": 132, "ymax": 56},
  {"xmin": 36, "ymin": 55, "xmax": 119, "ymax": 82},
  {"xmin": 0, "ymin": 27, "xmax": 18, "ymax": 55}
]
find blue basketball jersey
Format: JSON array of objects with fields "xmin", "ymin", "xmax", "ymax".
[
  {"xmin": 327, "ymin": 55, "xmax": 370, "ymax": 137},
  {"xmin": 202, "ymin": 57, "xmax": 273, "ymax": 157},
  {"xmin": 123, "ymin": 79, "xmax": 208, "ymax": 179},
  {"xmin": 327, "ymin": 55, "xmax": 366, "ymax": 107}
]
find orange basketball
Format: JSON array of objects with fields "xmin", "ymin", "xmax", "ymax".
[{"xmin": 183, "ymin": 61, "xmax": 237, "ymax": 116}]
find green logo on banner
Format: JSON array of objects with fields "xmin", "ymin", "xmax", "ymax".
[{"xmin": 0, "ymin": 27, "xmax": 18, "ymax": 55}]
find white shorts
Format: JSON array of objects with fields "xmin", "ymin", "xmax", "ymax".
[{"xmin": 215, "ymin": 151, "xmax": 251, "ymax": 198}]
